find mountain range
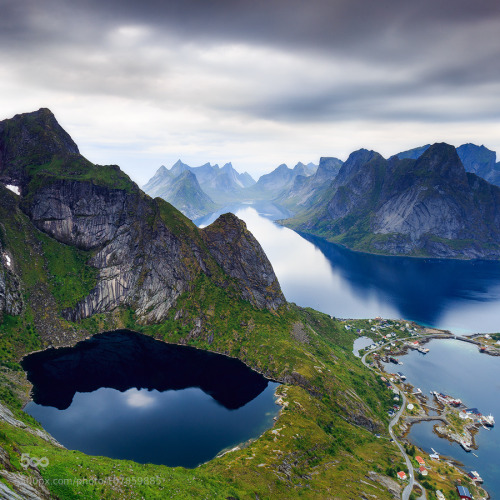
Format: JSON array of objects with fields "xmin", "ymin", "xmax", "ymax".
[
  {"xmin": 276, "ymin": 156, "xmax": 343, "ymax": 210},
  {"xmin": 284, "ymin": 143, "xmax": 500, "ymax": 259},
  {"xmin": 143, "ymin": 159, "xmax": 319, "ymax": 219},
  {"xmin": 144, "ymin": 160, "xmax": 255, "ymax": 207}
]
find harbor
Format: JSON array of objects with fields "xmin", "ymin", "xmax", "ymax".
[
  {"xmin": 351, "ymin": 317, "xmax": 499, "ymax": 496},
  {"xmin": 379, "ymin": 337, "xmax": 499, "ymax": 497}
]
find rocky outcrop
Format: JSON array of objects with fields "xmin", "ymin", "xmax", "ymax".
[
  {"xmin": 366, "ymin": 471, "xmax": 401, "ymax": 499},
  {"xmin": 202, "ymin": 213, "xmax": 285, "ymax": 310},
  {"xmin": 25, "ymin": 179, "xmax": 191, "ymax": 323},
  {"xmin": 0, "ymin": 402, "xmax": 61, "ymax": 447},
  {"xmin": 25, "ymin": 178, "xmax": 285, "ymax": 322},
  {"xmin": 0, "ymin": 470, "xmax": 52, "ymax": 500},
  {"xmin": 285, "ymin": 143, "xmax": 500, "ymax": 259}
]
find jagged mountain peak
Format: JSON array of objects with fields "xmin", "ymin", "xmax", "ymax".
[
  {"xmin": 335, "ymin": 149, "xmax": 384, "ymax": 185},
  {"xmin": 172, "ymin": 159, "xmax": 189, "ymax": 169},
  {"xmin": 275, "ymin": 163, "xmax": 290, "ymax": 172},
  {"xmin": 415, "ymin": 142, "xmax": 468, "ymax": 184},
  {"xmin": 0, "ymin": 108, "xmax": 80, "ymax": 185},
  {"xmin": 347, "ymin": 148, "xmax": 381, "ymax": 162}
]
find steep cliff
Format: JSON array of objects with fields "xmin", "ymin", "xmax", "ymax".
[
  {"xmin": 202, "ymin": 213, "xmax": 283, "ymax": 310},
  {"xmin": 0, "ymin": 190, "xmax": 24, "ymax": 317},
  {"xmin": 0, "ymin": 109, "xmax": 285, "ymax": 335},
  {"xmin": 285, "ymin": 143, "xmax": 500, "ymax": 259}
]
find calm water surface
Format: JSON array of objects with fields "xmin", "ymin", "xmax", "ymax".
[
  {"xmin": 382, "ymin": 339, "xmax": 500, "ymax": 496},
  {"xmin": 23, "ymin": 331, "xmax": 280, "ymax": 468},
  {"xmin": 199, "ymin": 204, "xmax": 500, "ymax": 333}
]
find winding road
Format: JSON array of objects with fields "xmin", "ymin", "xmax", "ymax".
[{"xmin": 361, "ymin": 342, "xmax": 427, "ymax": 500}]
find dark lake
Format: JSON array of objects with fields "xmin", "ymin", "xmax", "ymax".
[
  {"xmin": 198, "ymin": 204, "xmax": 500, "ymax": 334},
  {"xmin": 22, "ymin": 330, "xmax": 280, "ymax": 468}
]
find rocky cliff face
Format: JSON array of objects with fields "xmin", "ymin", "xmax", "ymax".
[
  {"xmin": 25, "ymin": 179, "xmax": 191, "ymax": 323},
  {"xmin": 0, "ymin": 238, "xmax": 23, "ymax": 317},
  {"xmin": 285, "ymin": 143, "xmax": 500, "ymax": 259},
  {"xmin": 0, "ymin": 109, "xmax": 285, "ymax": 327},
  {"xmin": 0, "ymin": 187, "xmax": 24, "ymax": 317}
]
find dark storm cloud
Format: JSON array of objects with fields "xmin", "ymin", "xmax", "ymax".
[
  {"xmin": 4, "ymin": 0, "xmax": 500, "ymax": 64},
  {"xmin": 52, "ymin": 0, "xmax": 500, "ymax": 52},
  {"xmin": 2, "ymin": 0, "xmax": 500, "ymax": 124},
  {"xmin": 0, "ymin": 0, "xmax": 500, "ymax": 178}
]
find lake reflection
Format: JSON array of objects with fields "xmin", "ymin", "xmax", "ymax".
[
  {"xmin": 200, "ymin": 204, "xmax": 500, "ymax": 333},
  {"xmin": 23, "ymin": 331, "xmax": 280, "ymax": 467}
]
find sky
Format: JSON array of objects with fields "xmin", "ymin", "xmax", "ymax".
[{"xmin": 2, "ymin": 0, "xmax": 500, "ymax": 185}]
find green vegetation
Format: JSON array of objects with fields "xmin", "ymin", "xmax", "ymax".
[
  {"xmin": 24, "ymin": 155, "xmax": 137, "ymax": 199},
  {"xmin": 37, "ymin": 232, "xmax": 98, "ymax": 310}
]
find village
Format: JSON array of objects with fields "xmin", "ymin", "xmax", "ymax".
[{"xmin": 346, "ymin": 317, "xmax": 495, "ymax": 500}]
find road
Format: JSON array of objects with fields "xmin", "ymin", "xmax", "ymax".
[{"xmin": 361, "ymin": 342, "xmax": 427, "ymax": 500}]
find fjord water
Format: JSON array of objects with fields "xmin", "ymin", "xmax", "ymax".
[
  {"xmin": 22, "ymin": 331, "xmax": 279, "ymax": 468},
  {"xmin": 382, "ymin": 339, "xmax": 500, "ymax": 497},
  {"xmin": 198, "ymin": 203, "xmax": 500, "ymax": 333}
]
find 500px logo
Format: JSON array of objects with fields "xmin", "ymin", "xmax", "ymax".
[{"xmin": 20, "ymin": 453, "xmax": 49, "ymax": 469}]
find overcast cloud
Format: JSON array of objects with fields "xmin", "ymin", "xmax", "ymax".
[{"xmin": 1, "ymin": 0, "xmax": 500, "ymax": 183}]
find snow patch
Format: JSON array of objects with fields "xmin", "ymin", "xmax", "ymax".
[
  {"xmin": 5, "ymin": 185, "xmax": 20, "ymax": 196},
  {"xmin": 3, "ymin": 254, "xmax": 11, "ymax": 268}
]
